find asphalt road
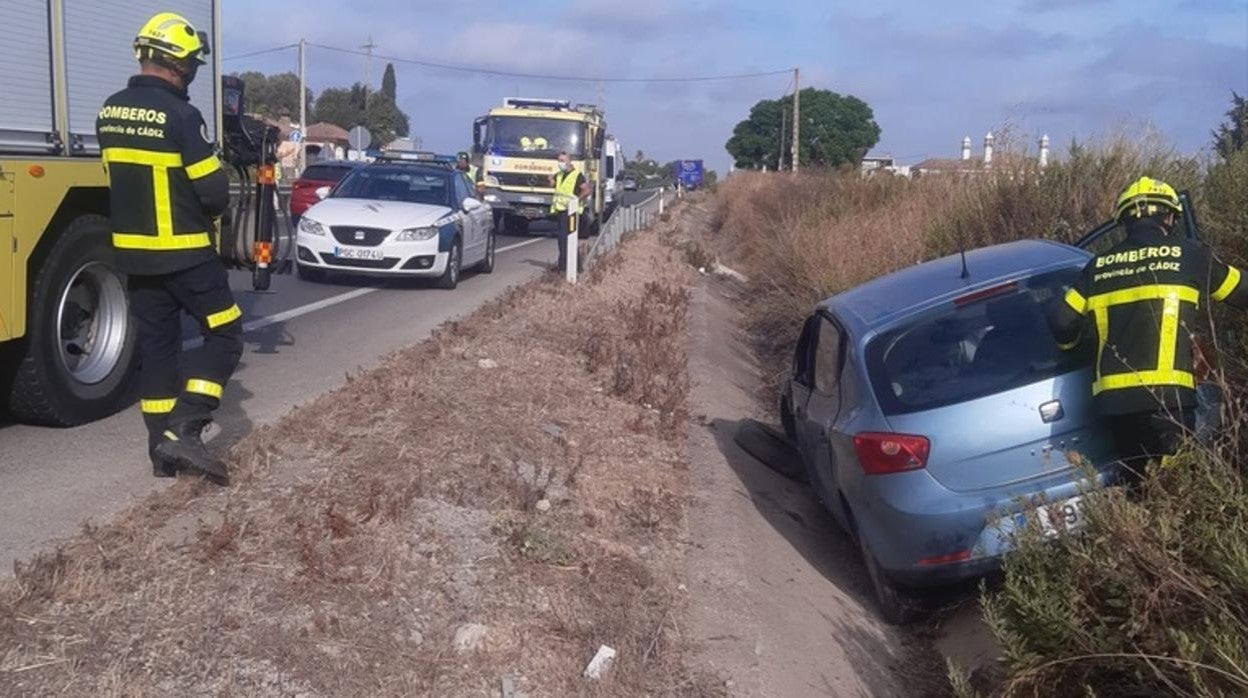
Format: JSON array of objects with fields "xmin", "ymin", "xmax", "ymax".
[{"xmin": 0, "ymin": 226, "xmax": 559, "ymax": 574}]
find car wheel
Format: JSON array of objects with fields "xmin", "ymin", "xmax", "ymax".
[
  {"xmin": 297, "ymin": 263, "xmax": 327, "ymax": 283},
  {"xmin": 478, "ymin": 229, "xmax": 496, "ymax": 274},
  {"xmin": 436, "ymin": 239, "xmax": 461, "ymax": 290},
  {"xmin": 857, "ymin": 534, "xmax": 923, "ymax": 625},
  {"xmin": 5, "ymin": 214, "xmax": 138, "ymax": 426}
]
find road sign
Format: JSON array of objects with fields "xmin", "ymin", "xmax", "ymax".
[
  {"xmin": 348, "ymin": 125, "xmax": 373, "ymax": 151},
  {"xmin": 290, "ymin": 129, "xmax": 303, "ymax": 144}
]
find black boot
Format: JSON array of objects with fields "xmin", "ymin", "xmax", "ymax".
[
  {"xmin": 153, "ymin": 420, "xmax": 230, "ymax": 486},
  {"xmin": 150, "ymin": 430, "xmax": 177, "ymax": 478},
  {"xmin": 144, "ymin": 414, "xmax": 177, "ymax": 478}
]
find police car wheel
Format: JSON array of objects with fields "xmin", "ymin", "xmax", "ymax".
[
  {"xmin": 436, "ymin": 240, "xmax": 461, "ymax": 290},
  {"xmin": 479, "ymin": 230, "xmax": 496, "ymax": 274},
  {"xmin": 6, "ymin": 214, "xmax": 139, "ymax": 426}
]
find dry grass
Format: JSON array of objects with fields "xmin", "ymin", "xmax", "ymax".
[{"xmin": 0, "ymin": 205, "xmax": 721, "ymax": 696}]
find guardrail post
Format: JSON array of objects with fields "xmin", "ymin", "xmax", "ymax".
[{"xmin": 659, "ymin": 187, "xmax": 665, "ymax": 215}]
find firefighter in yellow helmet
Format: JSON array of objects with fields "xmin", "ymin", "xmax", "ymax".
[
  {"xmin": 95, "ymin": 12, "xmax": 236, "ymax": 485},
  {"xmin": 1048, "ymin": 177, "xmax": 1247, "ymax": 483}
]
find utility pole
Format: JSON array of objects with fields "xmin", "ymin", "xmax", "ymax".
[
  {"xmin": 791, "ymin": 67, "xmax": 800, "ymax": 173},
  {"xmin": 298, "ymin": 37, "xmax": 306, "ymax": 176},
  {"xmin": 779, "ymin": 105, "xmax": 787, "ymax": 171},
  {"xmin": 361, "ymin": 35, "xmax": 377, "ymax": 92}
]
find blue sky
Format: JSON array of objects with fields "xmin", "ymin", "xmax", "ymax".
[{"xmin": 220, "ymin": 0, "xmax": 1248, "ymax": 173}]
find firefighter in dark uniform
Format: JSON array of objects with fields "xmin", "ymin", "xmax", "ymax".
[
  {"xmin": 1048, "ymin": 177, "xmax": 1248, "ymax": 481},
  {"xmin": 96, "ymin": 13, "xmax": 237, "ymax": 485}
]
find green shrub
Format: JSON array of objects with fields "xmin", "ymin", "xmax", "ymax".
[{"xmin": 984, "ymin": 441, "xmax": 1248, "ymax": 696}]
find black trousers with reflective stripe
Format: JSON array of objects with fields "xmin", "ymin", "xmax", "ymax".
[
  {"xmin": 129, "ymin": 259, "xmax": 242, "ymax": 434},
  {"xmin": 1107, "ymin": 409, "xmax": 1194, "ymax": 486}
]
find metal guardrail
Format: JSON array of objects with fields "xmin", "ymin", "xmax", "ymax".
[{"xmin": 585, "ymin": 188, "xmax": 677, "ymax": 266}]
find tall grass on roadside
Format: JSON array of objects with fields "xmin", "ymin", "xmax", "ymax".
[
  {"xmin": 712, "ymin": 172, "xmax": 959, "ymax": 388},
  {"xmin": 923, "ymin": 134, "xmax": 1202, "ymax": 257}
]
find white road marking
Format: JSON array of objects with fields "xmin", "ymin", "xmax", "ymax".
[{"xmin": 182, "ymin": 236, "xmax": 549, "ymax": 350}]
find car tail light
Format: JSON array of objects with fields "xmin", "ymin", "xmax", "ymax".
[
  {"xmin": 853, "ymin": 432, "xmax": 930, "ymax": 475},
  {"xmin": 916, "ymin": 550, "xmax": 970, "ymax": 566},
  {"xmin": 954, "ymin": 281, "xmax": 1017, "ymax": 306}
]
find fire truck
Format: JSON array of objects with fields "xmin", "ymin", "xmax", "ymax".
[{"xmin": 473, "ymin": 98, "xmax": 608, "ymax": 236}]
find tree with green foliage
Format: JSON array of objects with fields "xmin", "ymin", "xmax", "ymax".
[
  {"xmin": 380, "ymin": 63, "xmax": 397, "ymax": 102},
  {"xmin": 1212, "ymin": 91, "xmax": 1247, "ymax": 160},
  {"xmin": 314, "ymin": 83, "xmax": 370, "ymax": 130},
  {"xmin": 726, "ymin": 88, "xmax": 880, "ymax": 170},
  {"xmin": 365, "ymin": 92, "xmax": 410, "ymax": 146},
  {"xmin": 232, "ymin": 71, "xmax": 313, "ymax": 122}
]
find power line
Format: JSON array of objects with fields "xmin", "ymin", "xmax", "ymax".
[
  {"xmin": 222, "ymin": 43, "xmax": 299, "ymax": 62},
  {"xmin": 306, "ymin": 41, "xmax": 791, "ymax": 83}
]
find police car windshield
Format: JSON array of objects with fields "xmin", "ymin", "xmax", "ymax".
[
  {"xmin": 332, "ymin": 167, "xmax": 453, "ymax": 208},
  {"xmin": 485, "ymin": 117, "xmax": 585, "ymax": 159}
]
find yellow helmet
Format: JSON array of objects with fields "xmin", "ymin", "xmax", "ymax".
[
  {"xmin": 1114, "ymin": 176, "xmax": 1182, "ymax": 223},
  {"xmin": 134, "ymin": 12, "xmax": 209, "ymax": 64}
]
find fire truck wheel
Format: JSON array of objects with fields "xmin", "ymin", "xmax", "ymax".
[{"xmin": 5, "ymin": 215, "xmax": 139, "ymax": 426}]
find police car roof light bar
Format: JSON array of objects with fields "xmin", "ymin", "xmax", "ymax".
[{"xmin": 374, "ymin": 150, "xmax": 454, "ymax": 166}]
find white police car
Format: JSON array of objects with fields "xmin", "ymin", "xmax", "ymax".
[{"xmin": 295, "ymin": 155, "xmax": 495, "ymax": 289}]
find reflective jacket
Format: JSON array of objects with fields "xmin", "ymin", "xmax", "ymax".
[
  {"xmin": 1048, "ymin": 219, "xmax": 1248, "ymax": 415},
  {"xmin": 96, "ymin": 75, "xmax": 228, "ymax": 275},
  {"xmin": 551, "ymin": 168, "xmax": 585, "ymax": 213}
]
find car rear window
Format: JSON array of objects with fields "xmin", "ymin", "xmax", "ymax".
[
  {"xmin": 301, "ymin": 164, "xmax": 353, "ymax": 182},
  {"xmin": 865, "ymin": 268, "xmax": 1091, "ymax": 415}
]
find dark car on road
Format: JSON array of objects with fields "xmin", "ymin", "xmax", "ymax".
[
  {"xmin": 290, "ymin": 161, "xmax": 359, "ymax": 224},
  {"xmin": 780, "ymin": 240, "xmax": 1120, "ymax": 623}
]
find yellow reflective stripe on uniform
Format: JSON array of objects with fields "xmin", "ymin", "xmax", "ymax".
[
  {"xmin": 1057, "ymin": 338, "xmax": 1079, "ymax": 351},
  {"xmin": 1157, "ymin": 294, "xmax": 1181, "ymax": 372},
  {"xmin": 153, "ymin": 164, "xmax": 174, "ymax": 239},
  {"xmin": 113, "ymin": 232, "xmax": 212, "ymax": 250},
  {"xmin": 185, "ymin": 155, "xmax": 222, "ymax": 180},
  {"xmin": 1064, "ymin": 288, "xmax": 1087, "ymax": 314},
  {"xmin": 1085, "ymin": 284, "xmax": 1200, "ymax": 310},
  {"xmin": 1093, "ymin": 307, "xmax": 1109, "ymax": 379},
  {"xmin": 185, "ymin": 378, "xmax": 224, "ymax": 399},
  {"xmin": 101, "ymin": 148, "xmax": 183, "ymax": 167},
  {"xmin": 1093, "ymin": 369, "xmax": 1195, "ymax": 395},
  {"xmin": 206, "ymin": 304, "xmax": 241, "ymax": 329},
  {"xmin": 140, "ymin": 398, "xmax": 177, "ymax": 414},
  {"xmin": 1212, "ymin": 266, "xmax": 1242, "ymax": 302}
]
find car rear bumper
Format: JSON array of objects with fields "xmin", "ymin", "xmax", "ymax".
[
  {"xmin": 856, "ymin": 464, "xmax": 1116, "ymax": 588},
  {"xmin": 295, "ymin": 231, "xmax": 449, "ymax": 277}
]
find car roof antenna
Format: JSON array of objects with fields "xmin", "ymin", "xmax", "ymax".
[{"xmin": 959, "ymin": 245, "xmax": 970, "ymax": 279}]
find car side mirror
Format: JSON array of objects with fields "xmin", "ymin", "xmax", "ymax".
[
  {"xmin": 315, "ymin": 186, "xmax": 331, "ymax": 200},
  {"xmin": 462, "ymin": 197, "xmax": 483, "ymax": 212}
]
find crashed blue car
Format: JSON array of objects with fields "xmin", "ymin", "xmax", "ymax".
[{"xmin": 779, "ymin": 240, "xmax": 1119, "ymax": 623}]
